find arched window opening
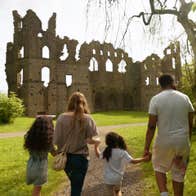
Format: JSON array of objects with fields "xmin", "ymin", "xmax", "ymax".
[
  {"xmin": 100, "ymin": 50, "xmax": 103, "ymax": 55},
  {"xmin": 65, "ymin": 75, "xmax": 72, "ymax": 87},
  {"xmin": 89, "ymin": 57, "xmax": 98, "ymax": 71},
  {"xmin": 60, "ymin": 44, "xmax": 69, "ymax": 61},
  {"xmin": 166, "ymin": 49, "xmax": 171, "ymax": 55},
  {"xmin": 17, "ymin": 69, "xmax": 23, "ymax": 86},
  {"xmin": 105, "ymin": 59, "xmax": 113, "ymax": 72},
  {"xmin": 93, "ymin": 49, "xmax": 96, "ymax": 55},
  {"xmin": 19, "ymin": 69, "xmax": 23, "ymax": 85},
  {"xmin": 121, "ymin": 53, "xmax": 124, "ymax": 58},
  {"xmin": 114, "ymin": 52, "xmax": 117, "ymax": 57},
  {"xmin": 37, "ymin": 32, "xmax": 43, "ymax": 38},
  {"xmin": 107, "ymin": 51, "xmax": 110, "ymax": 56},
  {"xmin": 75, "ymin": 44, "xmax": 81, "ymax": 60},
  {"xmin": 172, "ymin": 58, "xmax": 176, "ymax": 69},
  {"xmin": 17, "ymin": 22, "xmax": 22, "ymax": 31},
  {"xmin": 156, "ymin": 77, "xmax": 159, "ymax": 86},
  {"xmin": 118, "ymin": 60, "xmax": 127, "ymax": 73},
  {"xmin": 19, "ymin": 47, "xmax": 24, "ymax": 58},
  {"xmin": 42, "ymin": 46, "xmax": 50, "ymax": 59},
  {"xmin": 145, "ymin": 77, "xmax": 150, "ymax": 86},
  {"xmin": 41, "ymin": 67, "xmax": 50, "ymax": 87}
]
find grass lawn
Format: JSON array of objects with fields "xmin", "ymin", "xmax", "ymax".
[
  {"xmin": 0, "ymin": 117, "xmax": 34, "ymax": 133},
  {"xmin": 116, "ymin": 126, "xmax": 196, "ymax": 196},
  {"xmin": 0, "ymin": 111, "xmax": 148, "ymax": 133},
  {"xmin": 0, "ymin": 137, "xmax": 66, "ymax": 196}
]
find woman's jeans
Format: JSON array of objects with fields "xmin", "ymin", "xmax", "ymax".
[{"xmin": 65, "ymin": 153, "xmax": 88, "ymax": 196}]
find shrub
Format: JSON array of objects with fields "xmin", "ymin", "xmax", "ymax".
[{"xmin": 0, "ymin": 92, "xmax": 24, "ymax": 124}]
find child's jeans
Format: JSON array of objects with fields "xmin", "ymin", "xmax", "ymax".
[{"xmin": 65, "ymin": 153, "xmax": 88, "ymax": 196}]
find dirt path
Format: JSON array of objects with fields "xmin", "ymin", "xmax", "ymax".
[
  {"xmin": 54, "ymin": 124, "xmax": 146, "ymax": 196},
  {"xmin": 0, "ymin": 123, "xmax": 146, "ymax": 139}
]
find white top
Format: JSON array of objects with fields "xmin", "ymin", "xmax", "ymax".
[
  {"xmin": 101, "ymin": 148, "xmax": 133, "ymax": 185},
  {"xmin": 149, "ymin": 89, "xmax": 194, "ymax": 141}
]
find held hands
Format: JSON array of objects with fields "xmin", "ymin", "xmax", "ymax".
[
  {"xmin": 94, "ymin": 137, "xmax": 101, "ymax": 147},
  {"xmin": 143, "ymin": 151, "xmax": 152, "ymax": 162}
]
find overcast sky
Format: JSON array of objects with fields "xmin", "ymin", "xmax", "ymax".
[{"xmin": 0, "ymin": 0, "xmax": 195, "ymax": 93}]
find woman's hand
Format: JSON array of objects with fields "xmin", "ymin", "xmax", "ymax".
[
  {"xmin": 86, "ymin": 137, "xmax": 101, "ymax": 145},
  {"xmin": 143, "ymin": 152, "xmax": 152, "ymax": 162}
]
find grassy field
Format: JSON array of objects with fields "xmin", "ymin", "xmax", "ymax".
[
  {"xmin": 0, "ymin": 137, "xmax": 66, "ymax": 196},
  {"xmin": 0, "ymin": 111, "xmax": 148, "ymax": 133},
  {"xmin": 116, "ymin": 126, "xmax": 196, "ymax": 196},
  {"xmin": 0, "ymin": 117, "xmax": 34, "ymax": 133}
]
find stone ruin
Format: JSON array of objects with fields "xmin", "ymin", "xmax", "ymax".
[{"xmin": 5, "ymin": 10, "xmax": 182, "ymax": 116}]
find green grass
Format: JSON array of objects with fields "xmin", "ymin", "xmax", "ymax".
[
  {"xmin": 116, "ymin": 126, "xmax": 196, "ymax": 196},
  {"xmin": 0, "ymin": 111, "xmax": 147, "ymax": 133},
  {"xmin": 0, "ymin": 117, "xmax": 34, "ymax": 133},
  {"xmin": 92, "ymin": 111, "xmax": 147, "ymax": 126},
  {"xmin": 0, "ymin": 137, "xmax": 66, "ymax": 196}
]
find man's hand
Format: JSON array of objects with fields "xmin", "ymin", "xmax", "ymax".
[{"xmin": 143, "ymin": 152, "xmax": 152, "ymax": 162}]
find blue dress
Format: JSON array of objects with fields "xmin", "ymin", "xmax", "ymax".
[{"xmin": 26, "ymin": 151, "xmax": 48, "ymax": 186}]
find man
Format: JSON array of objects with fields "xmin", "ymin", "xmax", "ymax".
[{"xmin": 144, "ymin": 74, "xmax": 195, "ymax": 196}]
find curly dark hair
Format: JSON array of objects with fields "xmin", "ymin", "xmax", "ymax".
[
  {"xmin": 24, "ymin": 116, "xmax": 54, "ymax": 152},
  {"xmin": 103, "ymin": 132, "xmax": 127, "ymax": 162}
]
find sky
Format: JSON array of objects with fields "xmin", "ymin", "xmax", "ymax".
[{"xmin": 0, "ymin": 0, "xmax": 195, "ymax": 93}]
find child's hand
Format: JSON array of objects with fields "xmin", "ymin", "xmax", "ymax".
[
  {"xmin": 94, "ymin": 138, "xmax": 101, "ymax": 147},
  {"xmin": 143, "ymin": 152, "xmax": 152, "ymax": 162}
]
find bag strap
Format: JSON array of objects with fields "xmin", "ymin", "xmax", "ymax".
[{"xmin": 60, "ymin": 124, "xmax": 75, "ymax": 153}]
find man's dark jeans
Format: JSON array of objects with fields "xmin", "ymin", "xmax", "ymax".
[{"xmin": 65, "ymin": 153, "xmax": 88, "ymax": 196}]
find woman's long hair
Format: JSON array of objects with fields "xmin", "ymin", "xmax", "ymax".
[
  {"xmin": 103, "ymin": 132, "xmax": 127, "ymax": 162},
  {"xmin": 67, "ymin": 92, "xmax": 90, "ymax": 131},
  {"xmin": 24, "ymin": 117, "xmax": 54, "ymax": 152}
]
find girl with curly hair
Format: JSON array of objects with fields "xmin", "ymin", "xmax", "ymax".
[
  {"xmin": 24, "ymin": 116, "xmax": 56, "ymax": 196},
  {"xmin": 94, "ymin": 132, "xmax": 151, "ymax": 196}
]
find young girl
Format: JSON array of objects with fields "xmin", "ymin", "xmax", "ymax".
[
  {"xmin": 24, "ymin": 116, "xmax": 56, "ymax": 196},
  {"xmin": 94, "ymin": 132, "xmax": 151, "ymax": 196}
]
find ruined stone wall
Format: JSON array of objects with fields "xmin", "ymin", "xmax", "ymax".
[{"xmin": 5, "ymin": 10, "xmax": 182, "ymax": 116}]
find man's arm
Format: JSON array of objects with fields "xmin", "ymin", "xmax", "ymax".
[
  {"xmin": 144, "ymin": 114, "xmax": 157, "ymax": 155},
  {"xmin": 188, "ymin": 112, "xmax": 194, "ymax": 140}
]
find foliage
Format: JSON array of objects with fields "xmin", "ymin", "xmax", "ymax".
[
  {"xmin": 180, "ymin": 64, "xmax": 196, "ymax": 106},
  {"xmin": 116, "ymin": 126, "xmax": 196, "ymax": 195},
  {"xmin": 192, "ymin": 3, "xmax": 196, "ymax": 12},
  {"xmin": 179, "ymin": 64, "xmax": 196, "ymax": 128},
  {"xmin": 0, "ymin": 93, "xmax": 24, "ymax": 124}
]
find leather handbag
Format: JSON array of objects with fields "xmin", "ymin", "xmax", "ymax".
[
  {"xmin": 52, "ymin": 143, "xmax": 68, "ymax": 171},
  {"xmin": 53, "ymin": 127, "xmax": 73, "ymax": 171}
]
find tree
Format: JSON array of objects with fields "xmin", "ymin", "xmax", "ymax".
[
  {"xmin": 87, "ymin": 0, "xmax": 196, "ymax": 84},
  {"xmin": 133, "ymin": 0, "xmax": 196, "ymax": 82}
]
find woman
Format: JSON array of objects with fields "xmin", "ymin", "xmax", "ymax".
[{"xmin": 53, "ymin": 92, "xmax": 100, "ymax": 196}]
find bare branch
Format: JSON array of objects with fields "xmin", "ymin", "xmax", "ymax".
[{"xmin": 131, "ymin": 12, "xmax": 154, "ymax": 25}]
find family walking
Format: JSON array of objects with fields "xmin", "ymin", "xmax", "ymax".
[{"xmin": 24, "ymin": 74, "xmax": 194, "ymax": 196}]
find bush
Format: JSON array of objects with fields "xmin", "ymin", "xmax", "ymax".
[{"xmin": 0, "ymin": 92, "xmax": 24, "ymax": 124}]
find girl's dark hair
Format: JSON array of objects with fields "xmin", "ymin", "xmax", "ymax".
[
  {"xmin": 103, "ymin": 132, "xmax": 127, "ymax": 162},
  {"xmin": 24, "ymin": 117, "xmax": 54, "ymax": 152}
]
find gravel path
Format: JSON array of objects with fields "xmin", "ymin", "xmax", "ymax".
[{"xmin": 54, "ymin": 124, "xmax": 146, "ymax": 196}]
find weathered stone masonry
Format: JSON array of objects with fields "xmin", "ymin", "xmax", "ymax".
[{"xmin": 5, "ymin": 10, "xmax": 182, "ymax": 116}]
